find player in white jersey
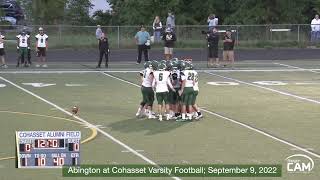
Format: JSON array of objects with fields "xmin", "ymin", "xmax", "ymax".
[
  {"xmin": 136, "ymin": 61, "xmax": 156, "ymax": 119},
  {"xmin": 16, "ymin": 31, "xmax": 30, "ymax": 67},
  {"xmin": 178, "ymin": 61, "xmax": 197, "ymax": 121},
  {"xmin": 152, "ymin": 63, "xmax": 175, "ymax": 121},
  {"xmin": 35, "ymin": 27, "xmax": 49, "ymax": 67},
  {"xmin": 0, "ymin": 32, "xmax": 7, "ymax": 68},
  {"xmin": 191, "ymin": 67, "xmax": 203, "ymax": 120}
]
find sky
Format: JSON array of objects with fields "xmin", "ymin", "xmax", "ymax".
[{"xmin": 89, "ymin": 0, "xmax": 111, "ymax": 16}]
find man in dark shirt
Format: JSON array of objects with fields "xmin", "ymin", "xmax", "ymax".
[
  {"xmin": 162, "ymin": 28, "xmax": 176, "ymax": 60},
  {"xmin": 223, "ymin": 30, "xmax": 235, "ymax": 68},
  {"xmin": 21, "ymin": 26, "xmax": 32, "ymax": 66},
  {"xmin": 97, "ymin": 33, "xmax": 109, "ymax": 68},
  {"xmin": 207, "ymin": 27, "xmax": 219, "ymax": 67}
]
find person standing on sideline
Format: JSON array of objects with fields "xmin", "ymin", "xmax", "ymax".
[
  {"xmin": 311, "ymin": 14, "xmax": 320, "ymax": 43},
  {"xmin": 96, "ymin": 25, "xmax": 103, "ymax": 40},
  {"xmin": 135, "ymin": 25, "xmax": 150, "ymax": 64},
  {"xmin": 162, "ymin": 28, "xmax": 176, "ymax": 60},
  {"xmin": 35, "ymin": 27, "xmax": 48, "ymax": 68},
  {"xmin": 207, "ymin": 14, "xmax": 218, "ymax": 31},
  {"xmin": 166, "ymin": 11, "xmax": 175, "ymax": 32},
  {"xmin": 21, "ymin": 25, "xmax": 32, "ymax": 66},
  {"xmin": 96, "ymin": 33, "xmax": 109, "ymax": 68},
  {"xmin": 223, "ymin": 30, "xmax": 235, "ymax": 68},
  {"xmin": 0, "ymin": 32, "xmax": 7, "ymax": 68},
  {"xmin": 16, "ymin": 31, "xmax": 30, "ymax": 67},
  {"xmin": 152, "ymin": 16, "xmax": 162, "ymax": 43},
  {"xmin": 207, "ymin": 27, "xmax": 219, "ymax": 67}
]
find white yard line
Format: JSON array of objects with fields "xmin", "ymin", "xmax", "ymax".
[
  {"xmin": 0, "ymin": 75, "xmax": 181, "ymax": 180},
  {"xmin": 206, "ymin": 72, "xmax": 320, "ymax": 105},
  {"xmin": 273, "ymin": 62, "xmax": 320, "ymax": 74},
  {"xmin": 101, "ymin": 72, "xmax": 320, "ymax": 159}
]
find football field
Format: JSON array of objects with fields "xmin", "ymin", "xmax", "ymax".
[{"xmin": 0, "ymin": 60, "xmax": 320, "ymax": 180}]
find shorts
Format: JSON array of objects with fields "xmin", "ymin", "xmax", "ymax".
[
  {"xmin": 164, "ymin": 47, "xmax": 173, "ymax": 54},
  {"xmin": 181, "ymin": 87, "xmax": 194, "ymax": 106},
  {"xmin": 156, "ymin": 92, "xmax": 169, "ymax": 105},
  {"xmin": 141, "ymin": 86, "xmax": 154, "ymax": 106},
  {"xmin": 168, "ymin": 88, "xmax": 181, "ymax": 104},
  {"xmin": 223, "ymin": 50, "xmax": 234, "ymax": 61},
  {"xmin": 208, "ymin": 46, "xmax": 218, "ymax": 58},
  {"xmin": 191, "ymin": 90, "xmax": 198, "ymax": 105},
  {"xmin": 37, "ymin": 47, "xmax": 46, "ymax": 57},
  {"xmin": 0, "ymin": 48, "xmax": 5, "ymax": 56}
]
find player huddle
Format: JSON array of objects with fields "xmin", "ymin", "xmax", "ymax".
[{"xmin": 136, "ymin": 58, "xmax": 203, "ymax": 121}]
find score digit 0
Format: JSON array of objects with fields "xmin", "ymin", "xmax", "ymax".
[{"xmin": 53, "ymin": 157, "xmax": 64, "ymax": 166}]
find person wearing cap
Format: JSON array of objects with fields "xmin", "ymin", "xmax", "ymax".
[
  {"xmin": 162, "ymin": 27, "xmax": 176, "ymax": 60},
  {"xmin": 0, "ymin": 32, "xmax": 7, "ymax": 68},
  {"xmin": 134, "ymin": 25, "xmax": 150, "ymax": 64},
  {"xmin": 16, "ymin": 31, "xmax": 30, "ymax": 67},
  {"xmin": 96, "ymin": 25, "xmax": 103, "ymax": 39},
  {"xmin": 223, "ymin": 30, "xmax": 235, "ymax": 68},
  {"xmin": 35, "ymin": 27, "xmax": 49, "ymax": 67}
]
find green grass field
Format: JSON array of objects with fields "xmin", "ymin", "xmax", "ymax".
[{"xmin": 0, "ymin": 60, "xmax": 320, "ymax": 180}]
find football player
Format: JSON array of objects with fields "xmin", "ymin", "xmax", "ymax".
[
  {"xmin": 168, "ymin": 59, "xmax": 182, "ymax": 118},
  {"xmin": 16, "ymin": 31, "xmax": 30, "ymax": 67},
  {"xmin": 152, "ymin": 63, "xmax": 175, "ymax": 121},
  {"xmin": 35, "ymin": 27, "xmax": 49, "ymax": 67},
  {"xmin": 178, "ymin": 61, "xmax": 196, "ymax": 121},
  {"xmin": 0, "ymin": 32, "xmax": 7, "ymax": 68},
  {"xmin": 190, "ymin": 63, "xmax": 203, "ymax": 119},
  {"xmin": 136, "ymin": 61, "xmax": 156, "ymax": 119}
]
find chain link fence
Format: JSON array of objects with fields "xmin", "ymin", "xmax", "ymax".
[{"xmin": 0, "ymin": 24, "xmax": 318, "ymax": 49}]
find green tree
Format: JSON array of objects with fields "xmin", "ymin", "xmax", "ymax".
[
  {"xmin": 32, "ymin": 0, "xmax": 67, "ymax": 24},
  {"xmin": 65, "ymin": 0, "xmax": 93, "ymax": 25}
]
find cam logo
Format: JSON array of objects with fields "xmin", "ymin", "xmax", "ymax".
[{"xmin": 286, "ymin": 154, "xmax": 314, "ymax": 173}]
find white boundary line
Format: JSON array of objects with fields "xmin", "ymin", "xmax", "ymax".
[
  {"xmin": 2, "ymin": 68, "xmax": 320, "ymax": 74},
  {"xmin": 0, "ymin": 75, "xmax": 181, "ymax": 180},
  {"xmin": 101, "ymin": 72, "xmax": 320, "ymax": 159},
  {"xmin": 273, "ymin": 62, "xmax": 320, "ymax": 74},
  {"xmin": 205, "ymin": 72, "xmax": 320, "ymax": 105}
]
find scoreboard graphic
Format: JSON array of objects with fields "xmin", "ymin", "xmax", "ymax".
[{"xmin": 15, "ymin": 131, "xmax": 81, "ymax": 168}]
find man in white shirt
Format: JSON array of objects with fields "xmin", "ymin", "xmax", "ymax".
[
  {"xmin": 0, "ymin": 32, "xmax": 7, "ymax": 68},
  {"xmin": 152, "ymin": 63, "xmax": 175, "ymax": 121},
  {"xmin": 207, "ymin": 14, "xmax": 218, "ymax": 31},
  {"xmin": 311, "ymin": 14, "xmax": 320, "ymax": 43},
  {"xmin": 16, "ymin": 31, "xmax": 30, "ymax": 67},
  {"xmin": 35, "ymin": 27, "xmax": 49, "ymax": 67}
]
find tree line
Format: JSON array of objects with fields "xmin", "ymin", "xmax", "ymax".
[{"xmin": 15, "ymin": 0, "xmax": 320, "ymax": 25}]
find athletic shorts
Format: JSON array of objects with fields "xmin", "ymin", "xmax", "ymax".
[
  {"xmin": 0, "ymin": 48, "xmax": 5, "ymax": 56},
  {"xmin": 156, "ymin": 92, "xmax": 169, "ymax": 105},
  {"xmin": 37, "ymin": 47, "xmax": 46, "ymax": 57},
  {"xmin": 141, "ymin": 86, "xmax": 154, "ymax": 106},
  {"xmin": 191, "ymin": 90, "xmax": 198, "ymax": 105},
  {"xmin": 208, "ymin": 46, "xmax": 218, "ymax": 58},
  {"xmin": 164, "ymin": 47, "xmax": 173, "ymax": 54},
  {"xmin": 181, "ymin": 87, "xmax": 194, "ymax": 106},
  {"xmin": 168, "ymin": 88, "xmax": 181, "ymax": 104},
  {"xmin": 223, "ymin": 50, "xmax": 234, "ymax": 61}
]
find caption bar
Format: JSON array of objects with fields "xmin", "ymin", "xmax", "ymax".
[{"xmin": 63, "ymin": 164, "xmax": 281, "ymax": 177}]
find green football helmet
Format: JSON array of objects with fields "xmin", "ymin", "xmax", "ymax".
[
  {"xmin": 158, "ymin": 63, "xmax": 167, "ymax": 71},
  {"xmin": 144, "ymin": 61, "xmax": 152, "ymax": 69},
  {"xmin": 151, "ymin": 60, "xmax": 159, "ymax": 70},
  {"xmin": 178, "ymin": 60, "xmax": 186, "ymax": 71},
  {"xmin": 165, "ymin": 60, "xmax": 173, "ymax": 71}
]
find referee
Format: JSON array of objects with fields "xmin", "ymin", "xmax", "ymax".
[{"xmin": 207, "ymin": 27, "xmax": 219, "ymax": 67}]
